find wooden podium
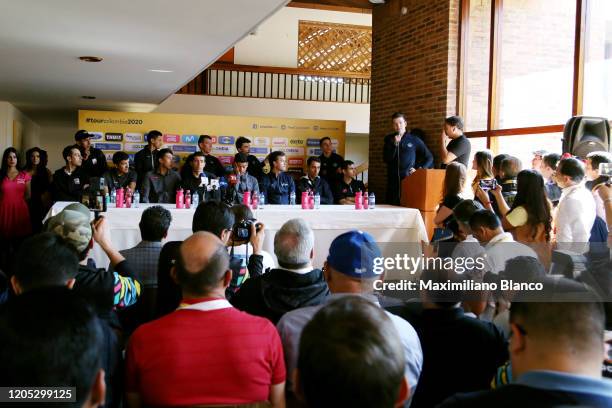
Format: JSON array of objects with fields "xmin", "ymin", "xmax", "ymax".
[{"xmin": 400, "ymin": 169, "xmax": 445, "ymax": 240}]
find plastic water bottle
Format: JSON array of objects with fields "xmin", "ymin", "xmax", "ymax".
[
  {"xmin": 289, "ymin": 191, "xmax": 296, "ymax": 206},
  {"xmin": 258, "ymin": 192, "xmax": 265, "ymax": 209},
  {"xmin": 355, "ymin": 191, "xmax": 363, "ymax": 210},
  {"xmin": 176, "ymin": 188, "xmax": 184, "ymax": 209},
  {"xmin": 110, "ymin": 189, "xmax": 116, "ymax": 204},
  {"xmin": 362, "ymin": 190, "xmax": 369, "ymax": 209},
  {"xmin": 369, "ymin": 192, "xmax": 376, "ymax": 209},
  {"xmin": 132, "ymin": 190, "xmax": 140, "ymax": 208},
  {"xmin": 116, "ymin": 188, "xmax": 125, "ymax": 208},
  {"xmin": 191, "ymin": 191, "xmax": 199, "ymax": 208},
  {"xmin": 185, "ymin": 190, "xmax": 191, "ymax": 209},
  {"xmin": 314, "ymin": 193, "xmax": 321, "ymax": 209}
]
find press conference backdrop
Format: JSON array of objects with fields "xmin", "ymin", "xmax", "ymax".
[{"xmin": 78, "ymin": 110, "xmax": 346, "ymax": 172}]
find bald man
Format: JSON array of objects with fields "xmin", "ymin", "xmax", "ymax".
[{"xmin": 125, "ymin": 232, "xmax": 286, "ymax": 408}]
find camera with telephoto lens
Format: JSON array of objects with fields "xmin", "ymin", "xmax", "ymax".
[{"xmin": 232, "ymin": 218, "xmax": 262, "ymax": 242}]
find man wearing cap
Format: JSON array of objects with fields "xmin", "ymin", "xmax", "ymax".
[
  {"xmin": 45, "ymin": 203, "xmax": 141, "ymax": 318},
  {"xmin": 52, "ymin": 144, "xmax": 87, "ymax": 202},
  {"xmin": 75, "ymin": 130, "xmax": 107, "ymax": 179},
  {"xmin": 135, "ymin": 130, "xmax": 163, "ymax": 190},
  {"xmin": 276, "ymin": 230, "xmax": 423, "ymax": 403}
]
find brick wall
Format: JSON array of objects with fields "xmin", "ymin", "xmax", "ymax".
[{"xmin": 368, "ymin": 0, "xmax": 459, "ymax": 203}]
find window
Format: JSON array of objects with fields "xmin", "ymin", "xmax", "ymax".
[
  {"xmin": 497, "ymin": 0, "xmax": 576, "ymax": 128},
  {"xmin": 459, "ymin": 0, "xmax": 602, "ymax": 153},
  {"xmin": 583, "ymin": 0, "xmax": 612, "ymax": 118},
  {"xmin": 464, "ymin": 0, "xmax": 491, "ymax": 131}
]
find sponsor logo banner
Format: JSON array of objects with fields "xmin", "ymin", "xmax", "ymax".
[
  {"xmin": 94, "ymin": 143, "xmax": 122, "ymax": 151},
  {"xmin": 212, "ymin": 145, "xmax": 233, "ymax": 154},
  {"xmin": 254, "ymin": 137, "xmax": 268, "ymax": 146},
  {"xmin": 289, "ymin": 139, "xmax": 304, "ymax": 146},
  {"xmin": 307, "ymin": 138, "xmax": 320, "ymax": 147},
  {"xmin": 272, "ymin": 137, "xmax": 288, "ymax": 146},
  {"xmin": 218, "ymin": 156, "xmax": 234, "ymax": 165},
  {"xmin": 218, "ymin": 136, "xmax": 235, "ymax": 145},
  {"xmin": 288, "ymin": 158, "xmax": 304, "ymax": 166},
  {"xmin": 89, "ymin": 132, "xmax": 103, "ymax": 141},
  {"xmin": 104, "ymin": 153, "xmax": 114, "ymax": 162},
  {"xmin": 249, "ymin": 147, "xmax": 269, "ymax": 154},
  {"xmin": 124, "ymin": 133, "xmax": 143, "ymax": 142},
  {"xmin": 279, "ymin": 147, "xmax": 304, "ymax": 155},
  {"xmin": 308, "ymin": 148, "xmax": 322, "ymax": 156},
  {"xmin": 163, "ymin": 134, "xmax": 180, "ymax": 143},
  {"xmin": 172, "ymin": 145, "xmax": 197, "ymax": 153},
  {"xmin": 181, "ymin": 134, "xmax": 199, "ymax": 144},
  {"xmin": 105, "ymin": 133, "xmax": 123, "ymax": 142},
  {"xmin": 124, "ymin": 143, "xmax": 146, "ymax": 152}
]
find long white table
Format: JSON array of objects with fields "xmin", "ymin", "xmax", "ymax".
[{"xmin": 47, "ymin": 202, "xmax": 428, "ymax": 277}]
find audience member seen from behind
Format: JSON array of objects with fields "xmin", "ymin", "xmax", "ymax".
[
  {"xmin": 156, "ymin": 201, "xmax": 265, "ymax": 317},
  {"xmin": 0, "ymin": 147, "xmax": 32, "ymax": 270},
  {"xmin": 10, "ymin": 232, "xmax": 122, "ymax": 407},
  {"xmin": 23, "ymin": 147, "xmax": 52, "ymax": 232},
  {"xmin": 0, "ymin": 288, "xmax": 106, "ymax": 408},
  {"xmin": 408, "ymin": 268, "xmax": 508, "ymax": 408},
  {"xmin": 231, "ymin": 218, "xmax": 329, "ymax": 324},
  {"xmin": 439, "ymin": 293, "xmax": 612, "ymax": 407},
  {"xmin": 594, "ymin": 183, "xmax": 612, "ymax": 247},
  {"xmin": 126, "ymin": 232, "xmax": 286, "ymax": 408},
  {"xmin": 434, "ymin": 162, "xmax": 467, "ymax": 228},
  {"xmin": 496, "ymin": 156, "xmax": 521, "ymax": 208},
  {"xmin": 296, "ymin": 296, "xmax": 409, "ymax": 408},
  {"xmin": 52, "ymin": 144, "xmax": 86, "ymax": 202},
  {"xmin": 439, "ymin": 116, "xmax": 471, "ymax": 168},
  {"xmin": 450, "ymin": 200, "xmax": 486, "ymax": 281},
  {"xmin": 277, "ymin": 230, "xmax": 423, "ymax": 399},
  {"xmin": 492, "ymin": 154, "xmax": 509, "ymax": 184},
  {"xmin": 112, "ymin": 205, "xmax": 172, "ymax": 333},
  {"xmin": 141, "ymin": 148, "xmax": 181, "ymax": 204},
  {"xmin": 469, "ymin": 209, "xmax": 538, "ymax": 275},
  {"xmin": 45, "ymin": 203, "xmax": 141, "ymax": 318},
  {"xmin": 553, "ymin": 157, "xmax": 596, "ymax": 253},
  {"xmin": 333, "ymin": 160, "xmax": 366, "ymax": 204}
]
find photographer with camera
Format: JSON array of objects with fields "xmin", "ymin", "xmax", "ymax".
[
  {"xmin": 229, "ymin": 204, "xmax": 275, "ymax": 273},
  {"xmin": 156, "ymin": 201, "xmax": 266, "ymax": 317}
]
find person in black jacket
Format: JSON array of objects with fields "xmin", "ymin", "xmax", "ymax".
[
  {"xmin": 236, "ymin": 136, "xmax": 263, "ymax": 182},
  {"xmin": 439, "ymin": 289, "xmax": 611, "ymax": 408},
  {"xmin": 383, "ymin": 112, "xmax": 434, "ymax": 205},
  {"xmin": 155, "ymin": 201, "xmax": 265, "ymax": 318},
  {"xmin": 318, "ymin": 136, "xmax": 344, "ymax": 186},
  {"xmin": 134, "ymin": 130, "xmax": 163, "ymax": 190},
  {"xmin": 198, "ymin": 135, "xmax": 226, "ymax": 178},
  {"xmin": 230, "ymin": 218, "xmax": 329, "ymax": 324},
  {"xmin": 180, "ymin": 152, "xmax": 220, "ymax": 203},
  {"xmin": 297, "ymin": 157, "xmax": 334, "ymax": 204},
  {"xmin": 75, "ymin": 130, "xmax": 107, "ymax": 179},
  {"xmin": 52, "ymin": 145, "xmax": 87, "ymax": 202},
  {"xmin": 260, "ymin": 151, "xmax": 296, "ymax": 204}
]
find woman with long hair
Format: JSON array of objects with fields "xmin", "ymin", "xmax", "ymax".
[
  {"xmin": 434, "ymin": 162, "xmax": 467, "ymax": 226},
  {"xmin": 23, "ymin": 147, "xmax": 53, "ymax": 232},
  {"xmin": 471, "ymin": 150, "xmax": 495, "ymax": 208},
  {"xmin": 491, "ymin": 169, "xmax": 553, "ymax": 242},
  {"xmin": 0, "ymin": 147, "xmax": 32, "ymax": 270}
]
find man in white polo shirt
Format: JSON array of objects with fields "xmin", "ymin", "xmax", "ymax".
[{"xmin": 554, "ymin": 157, "xmax": 596, "ymax": 253}]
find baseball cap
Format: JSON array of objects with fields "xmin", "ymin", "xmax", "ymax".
[
  {"xmin": 45, "ymin": 203, "xmax": 92, "ymax": 253},
  {"xmin": 74, "ymin": 130, "xmax": 92, "ymax": 141},
  {"xmin": 326, "ymin": 230, "xmax": 382, "ymax": 279}
]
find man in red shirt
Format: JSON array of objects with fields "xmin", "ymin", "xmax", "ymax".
[{"xmin": 125, "ymin": 232, "xmax": 286, "ymax": 407}]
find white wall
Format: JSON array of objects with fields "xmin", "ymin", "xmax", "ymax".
[
  {"xmin": 38, "ymin": 124, "xmax": 78, "ymax": 171},
  {"xmin": 234, "ymin": 7, "xmax": 371, "ymax": 68},
  {"xmin": 0, "ymin": 101, "xmax": 41, "ymax": 157},
  {"xmin": 156, "ymin": 94, "xmax": 370, "ymax": 134}
]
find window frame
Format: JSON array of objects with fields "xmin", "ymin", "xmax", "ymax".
[{"xmin": 457, "ymin": 0, "xmax": 588, "ymax": 149}]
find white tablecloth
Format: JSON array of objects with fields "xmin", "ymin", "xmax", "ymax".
[{"xmin": 46, "ymin": 202, "xmax": 428, "ymax": 277}]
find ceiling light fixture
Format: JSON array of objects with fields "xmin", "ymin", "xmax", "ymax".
[
  {"xmin": 148, "ymin": 69, "xmax": 173, "ymax": 73},
  {"xmin": 81, "ymin": 96, "xmax": 96, "ymax": 100},
  {"xmin": 79, "ymin": 56, "xmax": 103, "ymax": 62},
  {"xmin": 368, "ymin": 0, "xmax": 385, "ymax": 4}
]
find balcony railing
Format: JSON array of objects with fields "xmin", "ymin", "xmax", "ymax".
[{"xmin": 177, "ymin": 63, "xmax": 371, "ymax": 104}]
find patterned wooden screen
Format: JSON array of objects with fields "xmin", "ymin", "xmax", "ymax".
[{"xmin": 298, "ymin": 20, "xmax": 371, "ymax": 74}]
